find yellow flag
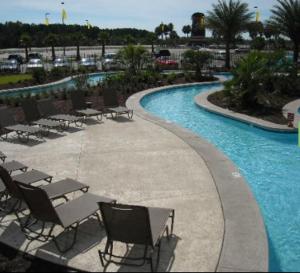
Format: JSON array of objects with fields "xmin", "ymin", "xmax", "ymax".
[
  {"xmin": 62, "ymin": 9, "xmax": 68, "ymax": 22},
  {"xmin": 86, "ymin": 22, "xmax": 92, "ymax": 29},
  {"xmin": 256, "ymin": 11, "xmax": 260, "ymax": 22},
  {"xmin": 199, "ymin": 17, "xmax": 205, "ymax": 28},
  {"xmin": 45, "ymin": 17, "xmax": 49, "ymax": 26}
]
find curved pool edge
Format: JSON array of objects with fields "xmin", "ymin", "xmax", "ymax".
[
  {"xmin": 126, "ymin": 81, "xmax": 269, "ymax": 272},
  {"xmin": 196, "ymin": 90, "xmax": 297, "ymax": 133}
]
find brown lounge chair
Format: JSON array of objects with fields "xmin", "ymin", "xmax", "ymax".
[
  {"xmin": 70, "ymin": 91, "xmax": 103, "ymax": 121},
  {"xmin": 21, "ymin": 99, "xmax": 64, "ymax": 133},
  {"xmin": 0, "ymin": 166, "xmax": 88, "ymax": 217},
  {"xmin": 0, "ymin": 151, "xmax": 7, "ymax": 162},
  {"xmin": 0, "ymin": 108, "xmax": 43, "ymax": 143},
  {"xmin": 98, "ymin": 203, "xmax": 175, "ymax": 272},
  {"xmin": 102, "ymin": 89, "xmax": 133, "ymax": 120},
  {"xmin": 17, "ymin": 182, "xmax": 115, "ymax": 253},
  {"xmin": 37, "ymin": 99, "xmax": 84, "ymax": 128}
]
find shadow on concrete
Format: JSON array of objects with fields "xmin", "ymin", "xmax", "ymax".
[
  {"xmin": 106, "ymin": 117, "xmax": 135, "ymax": 123},
  {"xmin": 102, "ymin": 235, "xmax": 179, "ymax": 272}
]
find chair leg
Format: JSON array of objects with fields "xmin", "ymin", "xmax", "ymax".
[
  {"xmin": 150, "ymin": 241, "xmax": 161, "ymax": 272},
  {"xmin": 53, "ymin": 223, "xmax": 79, "ymax": 253}
]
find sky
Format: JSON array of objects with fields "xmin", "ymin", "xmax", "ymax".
[{"xmin": 0, "ymin": 0, "xmax": 277, "ymax": 34}]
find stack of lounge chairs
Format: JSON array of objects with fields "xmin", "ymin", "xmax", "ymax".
[
  {"xmin": 0, "ymin": 90, "xmax": 133, "ymax": 144},
  {"xmin": 0, "ymin": 151, "xmax": 175, "ymax": 271}
]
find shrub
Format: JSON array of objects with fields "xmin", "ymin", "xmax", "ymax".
[{"xmin": 32, "ymin": 69, "xmax": 47, "ymax": 84}]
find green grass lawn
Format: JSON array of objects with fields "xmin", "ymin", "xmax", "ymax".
[{"xmin": 0, "ymin": 74, "xmax": 32, "ymax": 85}]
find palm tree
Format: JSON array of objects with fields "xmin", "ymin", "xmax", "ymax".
[
  {"xmin": 72, "ymin": 33, "xmax": 85, "ymax": 61},
  {"xmin": 20, "ymin": 33, "xmax": 31, "ymax": 62},
  {"xmin": 98, "ymin": 32, "xmax": 110, "ymax": 57},
  {"xmin": 182, "ymin": 25, "xmax": 192, "ymax": 37},
  {"xmin": 269, "ymin": 0, "xmax": 300, "ymax": 63},
  {"xmin": 44, "ymin": 34, "xmax": 58, "ymax": 61},
  {"xmin": 206, "ymin": 0, "xmax": 253, "ymax": 69},
  {"xmin": 146, "ymin": 33, "xmax": 157, "ymax": 53}
]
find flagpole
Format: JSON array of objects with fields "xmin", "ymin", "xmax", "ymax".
[{"xmin": 61, "ymin": 1, "xmax": 66, "ymax": 56}]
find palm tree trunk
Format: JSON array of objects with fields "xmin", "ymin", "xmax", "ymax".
[
  {"xmin": 151, "ymin": 42, "xmax": 154, "ymax": 53},
  {"xmin": 76, "ymin": 45, "xmax": 80, "ymax": 61},
  {"xmin": 102, "ymin": 43, "xmax": 105, "ymax": 57},
  {"xmin": 25, "ymin": 47, "xmax": 29, "ymax": 62},
  {"xmin": 225, "ymin": 41, "xmax": 231, "ymax": 69},
  {"xmin": 293, "ymin": 41, "xmax": 299, "ymax": 63},
  {"xmin": 51, "ymin": 46, "xmax": 56, "ymax": 61}
]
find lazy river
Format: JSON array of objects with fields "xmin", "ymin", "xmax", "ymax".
[
  {"xmin": 141, "ymin": 79, "xmax": 300, "ymax": 272},
  {"xmin": 0, "ymin": 73, "xmax": 108, "ymax": 98}
]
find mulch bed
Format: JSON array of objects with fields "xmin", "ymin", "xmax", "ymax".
[{"xmin": 208, "ymin": 91, "xmax": 291, "ymax": 125}]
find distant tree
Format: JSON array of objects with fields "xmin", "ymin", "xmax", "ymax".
[
  {"xmin": 20, "ymin": 33, "xmax": 31, "ymax": 62},
  {"xmin": 146, "ymin": 33, "xmax": 157, "ymax": 53},
  {"xmin": 251, "ymin": 37, "xmax": 266, "ymax": 50},
  {"xmin": 183, "ymin": 50, "xmax": 212, "ymax": 79},
  {"xmin": 44, "ymin": 33, "xmax": 58, "ymax": 61},
  {"xmin": 98, "ymin": 32, "xmax": 110, "ymax": 57},
  {"xmin": 124, "ymin": 35, "xmax": 136, "ymax": 45},
  {"xmin": 247, "ymin": 21, "xmax": 264, "ymax": 39},
  {"xmin": 182, "ymin": 25, "xmax": 192, "ymax": 37},
  {"xmin": 269, "ymin": 0, "xmax": 300, "ymax": 63},
  {"xmin": 206, "ymin": 0, "xmax": 253, "ymax": 69},
  {"xmin": 117, "ymin": 45, "xmax": 150, "ymax": 74}
]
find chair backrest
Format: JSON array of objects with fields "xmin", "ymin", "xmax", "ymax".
[
  {"xmin": 102, "ymin": 89, "xmax": 119, "ymax": 108},
  {"xmin": 0, "ymin": 108, "xmax": 17, "ymax": 128},
  {"xmin": 70, "ymin": 91, "xmax": 87, "ymax": 110},
  {"xmin": 0, "ymin": 166, "xmax": 22, "ymax": 199},
  {"xmin": 99, "ymin": 203, "xmax": 153, "ymax": 246},
  {"xmin": 17, "ymin": 182, "xmax": 61, "ymax": 225},
  {"xmin": 21, "ymin": 99, "xmax": 41, "ymax": 122},
  {"xmin": 38, "ymin": 99, "xmax": 58, "ymax": 117}
]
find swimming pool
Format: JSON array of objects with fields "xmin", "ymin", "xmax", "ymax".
[
  {"xmin": 0, "ymin": 73, "xmax": 108, "ymax": 98},
  {"xmin": 141, "ymin": 80, "xmax": 300, "ymax": 272}
]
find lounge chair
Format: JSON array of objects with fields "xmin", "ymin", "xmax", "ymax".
[
  {"xmin": 0, "ymin": 151, "xmax": 6, "ymax": 162},
  {"xmin": 37, "ymin": 99, "xmax": 84, "ymax": 128},
  {"xmin": 70, "ymin": 91, "xmax": 103, "ymax": 121},
  {"xmin": 21, "ymin": 99, "xmax": 64, "ymax": 133},
  {"xmin": 0, "ymin": 108, "xmax": 43, "ymax": 143},
  {"xmin": 102, "ymin": 89, "xmax": 133, "ymax": 120},
  {"xmin": 98, "ymin": 203, "xmax": 175, "ymax": 272},
  {"xmin": 1, "ymin": 160, "xmax": 28, "ymax": 174},
  {"xmin": 0, "ymin": 166, "xmax": 88, "ymax": 216},
  {"xmin": 17, "ymin": 182, "xmax": 115, "ymax": 253}
]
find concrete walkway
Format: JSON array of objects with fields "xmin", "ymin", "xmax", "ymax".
[{"xmin": 0, "ymin": 116, "xmax": 224, "ymax": 272}]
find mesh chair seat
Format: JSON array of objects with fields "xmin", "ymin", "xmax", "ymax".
[
  {"xmin": 40, "ymin": 178, "xmax": 89, "ymax": 200},
  {"xmin": 1, "ymin": 160, "xmax": 28, "ymax": 173},
  {"xmin": 76, "ymin": 108, "xmax": 102, "ymax": 117},
  {"xmin": 12, "ymin": 170, "xmax": 53, "ymax": 184},
  {"xmin": 57, "ymin": 193, "xmax": 113, "ymax": 228},
  {"xmin": 50, "ymin": 114, "xmax": 82, "ymax": 123},
  {"xmin": 33, "ymin": 119, "xmax": 62, "ymax": 129}
]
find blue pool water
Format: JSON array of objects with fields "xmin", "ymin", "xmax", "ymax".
[
  {"xmin": 0, "ymin": 73, "xmax": 107, "ymax": 98},
  {"xmin": 141, "ymin": 80, "xmax": 300, "ymax": 272}
]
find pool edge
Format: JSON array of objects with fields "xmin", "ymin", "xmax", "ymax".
[{"xmin": 126, "ymin": 81, "xmax": 269, "ymax": 272}]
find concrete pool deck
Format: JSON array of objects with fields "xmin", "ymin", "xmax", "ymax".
[{"xmin": 0, "ymin": 115, "xmax": 224, "ymax": 272}]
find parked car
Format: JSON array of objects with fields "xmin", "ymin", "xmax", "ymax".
[
  {"xmin": 27, "ymin": 59, "xmax": 44, "ymax": 70},
  {"xmin": 154, "ymin": 49, "xmax": 171, "ymax": 59},
  {"xmin": 53, "ymin": 58, "xmax": 70, "ymax": 68},
  {"xmin": 8, "ymin": 54, "xmax": 24, "ymax": 64},
  {"xmin": 102, "ymin": 53, "xmax": 122, "ymax": 71},
  {"xmin": 155, "ymin": 56, "xmax": 179, "ymax": 70},
  {"xmin": 0, "ymin": 59, "xmax": 20, "ymax": 72},
  {"xmin": 28, "ymin": 53, "xmax": 43, "ymax": 61},
  {"xmin": 79, "ymin": 58, "xmax": 97, "ymax": 70}
]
